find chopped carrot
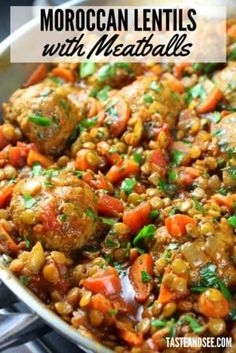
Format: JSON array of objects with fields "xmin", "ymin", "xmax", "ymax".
[
  {"xmin": 106, "ymin": 159, "xmax": 139, "ymax": 184},
  {"xmin": 165, "ymin": 214, "xmax": 196, "ymax": 237},
  {"xmin": 123, "ymin": 201, "xmax": 151, "ymax": 234},
  {"xmin": 198, "ymin": 288, "xmax": 229, "ymax": 318},
  {"xmin": 157, "ymin": 283, "xmax": 175, "ymax": 304},
  {"xmin": 178, "ymin": 167, "xmax": 200, "ymax": 185},
  {"xmin": 129, "ymin": 248, "xmax": 139, "ymax": 264},
  {"xmin": 98, "ymin": 194, "xmax": 124, "ymax": 216},
  {"xmin": 119, "ymin": 329, "xmax": 143, "ymax": 346},
  {"xmin": 212, "ymin": 194, "xmax": 233, "ymax": 211},
  {"xmin": 51, "ymin": 67, "xmax": 75, "ymax": 83},
  {"xmin": 23, "ymin": 64, "xmax": 47, "ymax": 87},
  {"xmin": 105, "ymin": 97, "xmax": 130, "ymax": 137},
  {"xmin": 228, "ymin": 24, "xmax": 236, "ymax": 39},
  {"xmin": 174, "ymin": 63, "xmax": 191, "ymax": 79},
  {"xmin": 0, "ymin": 183, "xmax": 14, "ymax": 208},
  {"xmin": 75, "ymin": 149, "xmax": 96, "ymax": 171},
  {"xmin": 27, "ymin": 149, "xmax": 53, "ymax": 168},
  {"xmin": 0, "ymin": 223, "xmax": 18, "ymax": 254},
  {"xmin": 129, "ymin": 253, "xmax": 154, "ymax": 303},
  {"xmin": 197, "ymin": 88, "xmax": 223, "ymax": 114},
  {"xmin": 81, "ymin": 266, "xmax": 121, "ymax": 297},
  {"xmin": 82, "ymin": 171, "xmax": 111, "ymax": 191},
  {"xmin": 89, "ymin": 293, "xmax": 113, "ymax": 313}
]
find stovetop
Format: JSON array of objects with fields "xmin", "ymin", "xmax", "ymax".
[{"xmin": 0, "ymin": 285, "xmax": 85, "ymax": 353}]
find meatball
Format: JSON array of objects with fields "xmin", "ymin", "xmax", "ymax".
[
  {"xmin": 9, "ymin": 170, "xmax": 98, "ymax": 253},
  {"xmin": 214, "ymin": 63, "xmax": 236, "ymax": 107},
  {"xmin": 82, "ymin": 63, "xmax": 144, "ymax": 89},
  {"xmin": 120, "ymin": 76, "xmax": 185, "ymax": 128},
  {"xmin": 212, "ymin": 113, "xmax": 236, "ymax": 153},
  {"xmin": 3, "ymin": 82, "xmax": 83, "ymax": 155}
]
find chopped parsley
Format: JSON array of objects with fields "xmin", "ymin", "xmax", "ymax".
[
  {"xmin": 59, "ymin": 99, "xmax": 70, "ymax": 114},
  {"xmin": 172, "ymin": 150, "xmax": 184, "ymax": 166},
  {"xmin": 213, "ymin": 129, "xmax": 224, "ymax": 137},
  {"xmin": 86, "ymin": 207, "xmax": 97, "ymax": 221},
  {"xmin": 98, "ymin": 63, "xmax": 133, "ymax": 82},
  {"xmin": 20, "ymin": 275, "xmax": 30, "ymax": 286},
  {"xmin": 133, "ymin": 152, "xmax": 142, "ymax": 165},
  {"xmin": 133, "ymin": 224, "xmax": 155, "ymax": 247},
  {"xmin": 185, "ymin": 83, "xmax": 206, "ymax": 104},
  {"xmin": 181, "ymin": 315, "xmax": 203, "ymax": 334},
  {"xmin": 150, "ymin": 81, "xmax": 161, "ymax": 93},
  {"xmin": 159, "ymin": 179, "xmax": 177, "ymax": 194},
  {"xmin": 144, "ymin": 94, "xmax": 154, "ymax": 104},
  {"xmin": 228, "ymin": 47, "xmax": 236, "ymax": 61},
  {"xmin": 100, "ymin": 217, "xmax": 116, "ymax": 226},
  {"xmin": 121, "ymin": 178, "xmax": 137, "ymax": 195},
  {"xmin": 32, "ymin": 161, "xmax": 43, "ymax": 177},
  {"xmin": 192, "ymin": 197, "xmax": 205, "ymax": 214},
  {"xmin": 152, "ymin": 319, "xmax": 167, "ymax": 328},
  {"xmin": 60, "ymin": 214, "xmax": 67, "ymax": 222},
  {"xmin": 24, "ymin": 238, "xmax": 31, "ymax": 248},
  {"xmin": 230, "ymin": 307, "xmax": 236, "ymax": 320},
  {"xmin": 197, "ymin": 263, "xmax": 232, "ymax": 300},
  {"xmin": 108, "ymin": 309, "xmax": 118, "ymax": 316},
  {"xmin": 149, "ymin": 210, "xmax": 160, "ymax": 220},
  {"xmin": 80, "ymin": 62, "xmax": 95, "ymax": 78},
  {"xmin": 23, "ymin": 194, "xmax": 37, "ymax": 209},
  {"xmin": 105, "ymin": 238, "xmax": 118, "ymax": 248},
  {"xmin": 210, "ymin": 112, "xmax": 222, "ymax": 124},
  {"xmin": 141, "ymin": 271, "xmax": 152, "ymax": 283},
  {"xmin": 28, "ymin": 115, "xmax": 51, "ymax": 127},
  {"xmin": 228, "ymin": 215, "xmax": 236, "ymax": 228},
  {"xmin": 96, "ymin": 85, "xmax": 111, "ymax": 101},
  {"xmin": 79, "ymin": 116, "xmax": 98, "ymax": 131}
]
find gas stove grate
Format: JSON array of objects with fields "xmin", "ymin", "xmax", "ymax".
[{"xmin": 0, "ymin": 282, "xmax": 85, "ymax": 353}]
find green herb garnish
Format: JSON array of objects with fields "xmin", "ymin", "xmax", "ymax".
[
  {"xmin": 144, "ymin": 94, "xmax": 154, "ymax": 104},
  {"xmin": 86, "ymin": 207, "xmax": 97, "ymax": 221},
  {"xmin": 23, "ymin": 194, "xmax": 37, "ymax": 209},
  {"xmin": 28, "ymin": 115, "xmax": 51, "ymax": 127},
  {"xmin": 228, "ymin": 215, "xmax": 236, "ymax": 228},
  {"xmin": 141, "ymin": 270, "xmax": 152, "ymax": 283},
  {"xmin": 172, "ymin": 150, "xmax": 184, "ymax": 166},
  {"xmin": 80, "ymin": 62, "xmax": 95, "ymax": 78},
  {"xmin": 133, "ymin": 224, "xmax": 155, "ymax": 247},
  {"xmin": 149, "ymin": 210, "xmax": 160, "ymax": 220},
  {"xmin": 121, "ymin": 178, "xmax": 137, "ymax": 195},
  {"xmin": 181, "ymin": 315, "xmax": 203, "ymax": 334},
  {"xmin": 97, "ymin": 85, "xmax": 111, "ymax": 101}
]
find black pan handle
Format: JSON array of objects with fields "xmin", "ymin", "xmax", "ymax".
[{"xmin": 0, "ymin": 281, "xmax": 50, "ymax": 351}]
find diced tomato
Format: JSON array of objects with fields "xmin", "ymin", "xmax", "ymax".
[{"xmin": 98, "ymin": 194, "xmax": 124, "ymax": 216}]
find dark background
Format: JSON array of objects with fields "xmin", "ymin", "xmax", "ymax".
[{"xmin": 0, "ymin": 0, "xmax": 33, "ymax": 42}]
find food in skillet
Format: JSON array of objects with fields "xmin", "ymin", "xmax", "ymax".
[{"xmin": 0, "ymin": 21, "xmax": 236, "ymax": 353}]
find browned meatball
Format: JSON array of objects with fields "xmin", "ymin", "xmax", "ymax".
[
  {"xmin": 9, "ymin": 170, "xmax": 98, "ymax": 253},
  {"xmin": 120, "ymin": 76, "xmax": 185, "ymax": 129},
  {"xmin": 214, "ymin": 63, "xmax": 236, "ymax": 107},
  {"xmin": 212, "ymin": 113, "xmax": 236, "ymax": 153},
  {"xmin": 3, "ymin": 82, "xmax": 83, "ymax": 155}
]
